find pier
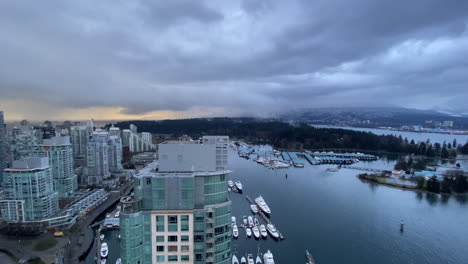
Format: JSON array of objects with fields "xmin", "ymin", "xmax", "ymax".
[
  {"xmin": 245, "ymin": 196, "xmax": 285, "ymax": 240},
  {"xmin": 341, "ymin": 165, "xmax": 386, "ymax": 173}
]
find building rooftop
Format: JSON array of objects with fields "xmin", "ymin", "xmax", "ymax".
[
  {"xmin": 42, "ymin": 136, "xmax": 71, "ymax": 146},
  {"xmin": 9, "ymin": 157, "xmax": 49, "ymax": 170}
]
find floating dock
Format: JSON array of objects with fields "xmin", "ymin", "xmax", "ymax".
[
  {"xmin": 245, "ymin": 196, "xmax": 285, "ymax": 240},
  {"xmin": 341, "ymin": 165, "xmax": 386, "ymax": 173}
]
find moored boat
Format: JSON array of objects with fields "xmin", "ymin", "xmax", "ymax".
[
  {"xmin": 254, "ymin": 196, "xmax": 271, "ymax": 215},
  {"xmin": 232, "ymin": 255, "xmax": 239, "ymax": 264},
  {"xmin": 248, "ymin": 216, "xmax": 254, "ymax": 227},
  {"xmin": 100, "ymin": 234, "xmax": 105, "ymax": 241},
  {"xmin": 232, "ymin": 224, "xmax": 239, "ymax": 239},
  {"xmin": 231, "ymin": 216, "xmax": 236, "ymax": 224},
  {"xmin": 255, "ymin": 256, "xmax": 262, "ymax": 264},
  {"xmin": 235, "ymin": 181, "xmax": 243, "ymax": 191},
  {"xmin": 243, "ymin": 216, "xmax": 248, "ymax": 225},
  {"xmin": 228, "ymin": 180, "xmax": 234, "ymax": 188},
  {"xmin": 100, "ymin": 242, "xmax": 108, "ymax": 258},
  {"xmin": 250, "ymin": 204, "xmax": 259, "ymax": 214},
  {"xmin": 247, "ymin": 254, "xmax": 254, "ymax": 264},
  {"xmin": 246, "ymin": 227, "xmax": 252, "ymax": 237},
  {"xmin": 263, "ymin": 250, "xmax": 275, "ymax": 264},
  {"xmin": 115, "ymin": 258, "xmax": 121, "ymax": 264},
  {"xmin": 266, "ymin": 224, "xmax": 280, "ymax": 239},
  {"xmin": 259, "ymin": 224, "xmax": 268, "ymax": 238},
  {"xmin": 252, "ymin": 226, "xmax": 260, "ymax": 239},
  {"xmin": 241, "ymin": 256, "xmax": 247, "ymax": 264}
]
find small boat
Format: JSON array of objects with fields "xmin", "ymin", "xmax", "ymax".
[
  {"xmin": 254, "ymin": 218, "xmax": 259, "ymax": 226},
  {"xmin": 263, "ymin": 250, "xmax": 275, "ymax": 264},
  {"xmin": 232, "ymin": 224, "xmax": 239, "ymax": 239},
  {"xmin": 243, "ymin": 216, "xmax": 248, "ymax": 225},
  {"xmin": 294, "ymin": 163, "xmax": 305, "ymax": 168},
  {"xmin": 100, "ymin": 234, "xmax": 105, "ymax": 241},
  {"xmin": 256, "ymin": 256, "xmax": 262, "ymax": 264},
  {"xmin": 247, "ymin": 254, "xmax": 254, "ymax": 264},
  {"xmin": 259, "ymin": 224, "xmax": 268, "ymax": 238},
  {"xmin": 228, "ymin": 180, "xmax": 234, "ymax": 188},
  {"xmin": 246, "ymin": 227, "xmax": 252, "ymax": 237},
  {"xmin": 231, "ymin": 216, "xmax": 236, "ymax": 224},
  {"xmin": 100, "ymin": 242, "xmax": 109, "ymax": 258},
  {"xmin": 115, "ymin": 211, "xmax": 120, "ymax": 217},
  {"xmin": 241, "ymin": 256, "xmax": 247, "ymax": 264},
  {"xmin": 252, "ymin": 226, "xmax": 260, "ymax": 239},
  {"xmin": 255, "ymin": 196, "xmax": 271, "ymax": 215},
  {"xmin": 305, "ymin": 250, "xmax": 316, "ymax": 264},
  {"xmin": 266, "ymin": 224, "xmax": 280, "ymax": 239},
  {"xmin": 235, "ymin": 181, "xmax": 243, "ymax": 191},
  {"xmin": 250, "ymin": 204, "xmax": 259, "ymax": 214},
  {"xmin": 115, "ymin": 258, "xmax": 122, "ymax": 264},
  {"xmin": 106, "ymin": 213, "xmax": 111, "ymax": 218},
  {"xmin": 248, "ymin": 216, "xmax": 254, "ymax": 227},
  {"xmin": 232, "ymin": 255, "xmax": 239, "ymax": 264},
  {"xmin": 118, "ymin": 234, "xmax": 120, "ymax": 240}
]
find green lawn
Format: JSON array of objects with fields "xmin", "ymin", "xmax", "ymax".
[{"xmin": 33, "ymin": 238, "xmax": 58, "ymax": 251}]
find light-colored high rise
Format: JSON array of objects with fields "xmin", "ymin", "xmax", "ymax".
[
  {"xmin": 30, "ymin": 136, "xmax": 78, "ymax": 198},
  {"xmin": 141, "ymin": 132, "xmax": 152, "ymax": 143},
  {"xmin": 8, "ymin": 126, "xmax": 42, "ymax": 162},
  {"xmin": 108, "ymin": 135, "xmax": 123, "ymax": 172},
  {"xmin": 85, "ymin": 132, "xmax": 110, "ymax": 185},
  {"xmin": 0, "ymin": 111, "xmax": 6, "ymax": 184},
  {"xmin": 1, "ymin": 157, "xmax": 59, "ymax": 221},
  {"xmin": 109, "ymin": 125, "xmax": 121, "ymax": 138},
  {"xmin": 120, "ymin": 136, "xmax": 231, "ymax": 264},
  {"xmin": 70, "ymin": 126, "xmax": 89, "ymax": 163},
  {"xmin": 122, "ymin": 129, "xmax": 131, "ymax": 147}
]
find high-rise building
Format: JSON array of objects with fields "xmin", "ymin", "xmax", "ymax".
[
  {"xmin": 108, "ymin": 135, "xmax": 123, "ymax": 172},
  {"xmin": 0, "ymin": 111, "xmax": 6, "ymax": 184},
  {"xmin": 70, "ymin": 126, "xmax": 89, "ymax": 166},
  {"xmin": 122, "ymin": 129, "xmax": 131, "ymax": 147},
  {"xmin": 1, "ymin": 157, "xmax": 59, "ymax": 221},
  {"xmin": 30, "ymin": 136, "xmax": 78, "ymax": 199},
  {"xmin": 130, "ymin": 124, "xmax": 138, "ymax": 134},
  {"xmin": 141, "ymin": 132, "xmax": 152, "ymax": 143},
  {"xmin": 109, "ymin": 125, "xmax": 121, "ymax": 138},
  {"xmin": 120, "ymin": 136, "xmax": 231, "ymax": 264},
  {"xmin": 8, "ymin": 126, "xmax": 42, "ymax": 162},
  {"xmin": 85, "ymin": 132, "xmax": 110, "ymax": 185}
]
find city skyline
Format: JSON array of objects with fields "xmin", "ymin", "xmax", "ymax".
[{"xmin": 1, "ymin": 0, "xmax": 468, "ymax": 120}]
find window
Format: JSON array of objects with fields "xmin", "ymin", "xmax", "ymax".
[
  {"xmin": 168, "ymin": 256, "xmax": 178, "ymax": 262},
  {"xmin": 181, "ymin": 215, "xmax": 189, "ymax": 231},
  {"xmin": 156, "ymin": 246, "xmax": 164, "ymax": 252},
  {"xmin": 168, "ymin": 245, "xmax": 177, "ymax": 252},
  {"xmin": 156, "ymin": 216, "xmax": 164, "ymax": 232},
  {"xmin": 156, "ymin": 256, "xmax": 165, "ymax": 262},
  {"xmin": 156, "ymin": 236, "xmax": 164, "ymax": 242},
  {"xmin": 168, "ymin": 236, "xmax": 178, "ymax": 242},
  {"xmin": 194, "ymin": 235, "xmax": 204, "ymax": 242},
  {"xmin": 181, "ymin": 245, "xmax": 189, "ymax": 252},
  {"xmin": 168, "ymin": 215, "xmax": 178, "ymax": 232},
  {"xmin": 181, "ymin": 255, "xmax": 190, "ymax": 262},
  {"xmin": 146, "ymin": 178, "xmax": 151, "ymax": 184},
  {"xmin": 181, "ymin": 235, "xmax": 189, "ymax": 242}
]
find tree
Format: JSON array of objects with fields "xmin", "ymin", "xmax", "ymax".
[
  {"xmin": 394, "ymin": 159, "xmax": 408, "ymax": 171},
  {"xmin": 461, "ymin": 143, "xmax": 468, "ymax": 155},
  {"xmin": 453, "ymin": 175, "xmax": 468, "ymax": 193},
  {"xmin": 416, "ymin": 177, "xmax": 426, "ymax": 189},
  {"xmin": 441, "ymin": 147, "xmax": 450, "ymax": 159},
  {"xmin": 453, "ymin": 139, "xmax": 457, "ymax": 149},
  {"xmin": 410, "ymin": 139, "xmax": 415, "ymax": 145},
  {"xmin": 427, "ymin": 176, "xmax": 440, "ymax": 193},
  {"xmin": 441, "ymin": 177, "xmax": 452, "ymax": 193},
  {"xmin": 425, "ymin": 144, "xmax": 435, "ymax": 157}
]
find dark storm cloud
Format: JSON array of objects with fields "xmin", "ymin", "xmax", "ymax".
[{"xmin": 0, "ymin": 0, "xmax": 468, "ymax": 118}]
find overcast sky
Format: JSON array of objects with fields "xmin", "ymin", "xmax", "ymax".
[{"xmin": 1, "ymin": 0, "xmax": 468, "ymax": 120}]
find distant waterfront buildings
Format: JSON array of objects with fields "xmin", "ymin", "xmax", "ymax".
[
  {"xmin": 0, "ymin": 111, "xmax": 6, "ymax": 185},
  {"xmin": 30, "ymin": 136, "xmax": 78, "ymax": 199},
  {"xmin": 1, "ymin": 158, "xmax": 59, "ymax": 221},
  {"xmin": 120, "ymin": 136, "xmax": 231, "ymax": 264}
]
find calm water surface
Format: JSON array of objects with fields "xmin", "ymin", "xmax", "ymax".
[{"xmin": 230, "ymin": 149, "xmax": 468, "ymax": 264}]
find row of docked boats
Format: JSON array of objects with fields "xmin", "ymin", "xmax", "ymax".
[
  {"xmin": 232, "ymin": 250, "xmax": 275, "ymax": 264},
  {"xmin": 255, "ymin": 156, "xmax": 291, "ymax": 169},
  {"xmin": 232, "ymin": 215, "xmax": 279, "ymax": 239},
  {"xmin": 99, "ymin": 236, "xmax": 121, "ymax": 264}
]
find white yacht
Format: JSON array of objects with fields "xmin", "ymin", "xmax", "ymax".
[
  {"xmin": 100, "ymin": 242, "xmax": 109, "ymax": 258},
  {"xmin": 255, "ymin": 256, "xmax": 262, "ymax": 264},
  {"xmin": 259, "ymin": 224, "xmax": 268, "ymax": 238},
  {"xmin": 246, "ymin": 227, "xmax": 252, "ymax": 237},
  {"xmin": 235, "ymin": 181, "xmax": 243, "ymax": 191},
  {"xmin": 255, "ymin": 157, "xmax": 266, "ymax": 164},
  {"xmin": 232, "ymin": 224, "xmax": 239, "ymax": 239},
  {"xmin": 232, "ymin": 255, "xmax": 239, "ymax": 264},
  {"xmin": 247, "ymin": 254, "xmax": 254, "ymax": 264},
  {"xmin": 263, "ymin": 250, "xmax": 275, "ymax": 264},
  {"xmin": 228, "ymin": 180, "xmax": 234, "ymax": 188},
  {"xmin": 252, "ymin": 226, "xmax": 260, "ymax": 239},
  {"xmin": 241, "ymin": 256, "xmax": 247, "ymax": 264},
  {"xmin": 266, "ymin": 224, "xmax": 280, "ymax": 239},
  {"xmin": 271, "ymin": 160, "xmax": 290, "ymax": 168},
  {"xmin": 115, "ymin": 258, "xmax": 121, "ymax": 264},
  {"xmin": 100, "ymin": 234, "xmax": 105, "ymax": 241},
  {"xmin": 250, "ymin": 204, "xmax": 259, "ymax": 214},
  {"xmin": 243, "ymin": 216, "xmax": 248, "ymax": 225},
  {"xmin": 248, "ymin": 216, "xmax": 254, "ymax": 227},
  {"xmin": 231, "ymin": 216, "xmax": 236, "ymax": 224},
  {"xmin": 115, "ymin": 211, "xmax": 120, "ymax": 218},
  {"xmin": 254, "ymin": 196, "xmax": 271, "ymax": 215}
]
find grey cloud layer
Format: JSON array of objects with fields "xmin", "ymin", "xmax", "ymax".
[{"xmin": 1, "ymin": 0, "xmax": 468, "ymax": 117}]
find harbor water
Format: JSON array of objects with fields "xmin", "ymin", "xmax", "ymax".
[{"xmin": 230, "ymin": 149, "xmax": 468, "ymax": 263}]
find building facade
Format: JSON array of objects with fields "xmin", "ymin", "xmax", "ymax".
[
  {"xmin": 0, "ymin": 111, "xmax": 5, "ymax": 185},
  {"xmin": 70, "ymin": 126, "xmax": 89, "ymax": 166},
  {"xmin": 30, "ymin": 136, "xmax": 78, "ymax": 199},
  {"xmin": 1, "ymin": 158, "xmax": 59, "ymax": 221},
  {"xmin": 85, "ymin": 132, "xmax": 110, "ymax": 186},
  {"xmin": 120, "ymin": 136, "xmax": 231, "ymax": 264}
]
